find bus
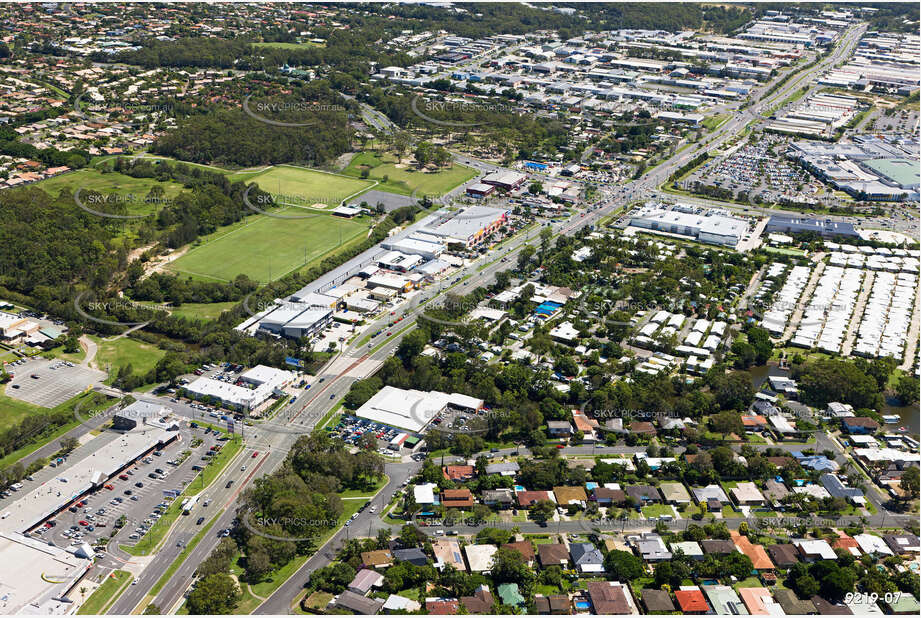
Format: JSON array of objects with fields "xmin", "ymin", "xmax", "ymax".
[{"xmin": 181, "ymin": 495, "xmax": 199, "ymax": 515}]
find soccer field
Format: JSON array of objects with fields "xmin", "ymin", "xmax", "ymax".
[
  {"xmin": 167, "ymin": 211, "xmax": 368, "ymax": 282},
  {"xmin": 249, "ymin": 165, "xmax": 374, "ymax": 207}
]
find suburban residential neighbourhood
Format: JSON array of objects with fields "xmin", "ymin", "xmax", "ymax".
[{"xmin": 0, "ymin": 1, "xmax": 917, "ymax": 616}]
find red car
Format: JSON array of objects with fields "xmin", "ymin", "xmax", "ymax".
[
  {"xmin": 555, "ymin": 444, "xmax": 565, "ymax": 449},
  {"xmin": 104, "ymin": 484, "xmax": 114, "ymax": 490},
  {"xmin": 119, "ymin": 474, "xmax": 129, "ymax": 480},
  {"xmin": 251, "ymin": 451, "xmax": 259, "ymax": 458},
  {"xmin": 76, "ymin": 501, "xmax": 85, "ymax": 507},
  {"xmin": 78, "ymin": 520, "xmax": 89, "ymax": 526}
]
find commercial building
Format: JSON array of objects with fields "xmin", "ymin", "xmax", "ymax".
[
  {"xmin": 383, "ymin": 235, "xmax": 445, "ymax": 260},
  {"xmin": 420, "ymin": 206, "xmax": 509, "ymax": 248},
  {"xmin": 352, "ymin": 386, "xmax": 483, "ymax": 433},
  {"xmin": 182, "ymin": 366, "xmax": 293, "ymax": 413},
  {"xmin": 481, "ymin": 170, "xmax": 527, "ymax": 191},
  {"xmin": 466, "ymin": 182, "xmax": 495, "ymax": 198},
  {"xmin": 765, "ymin": 214, "xmax": 859, "ymax": 238},
  {"xmin": 0, "ymin": 533, "xmax": 93, "ymax": 615},
  {"xmin": 629, "ymin": 203, "xmax": 747, "ymax": 247}
]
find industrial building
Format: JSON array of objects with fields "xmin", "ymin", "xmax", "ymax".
[
  {"xmin": 256, "ymin": 304, "xmax": 333, "ymax": 339},
  {"xmin": 628, "ymin": 203, "xmax": 747, "ymax": 247}
]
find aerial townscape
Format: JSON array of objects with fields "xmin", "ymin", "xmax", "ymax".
[{"xmin": 0, "ymin": 1, "xmax": 919, "ymax": 616}]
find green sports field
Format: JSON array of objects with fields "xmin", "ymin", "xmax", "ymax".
[
  {"xmin": 166, "ymin": 209, "xmax": 368, "ymax": 283},
  {"xmin": 248, "ymin": 165, "xmax": 374, "ymax": 207},
  {"xmin": 343, "ymin": 151, "xmax": 476, "ymax": 197}
]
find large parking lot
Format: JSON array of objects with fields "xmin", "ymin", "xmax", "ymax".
[
  {"xmin": 23, "ymin": 425, "xmax": 227, "ymax": 553},
  {"xmin": 5, "ymin": 357, "xmax": 105, "ymax": 407}
]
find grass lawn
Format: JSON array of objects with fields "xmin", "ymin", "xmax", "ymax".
[
  {"xmin": 92, "ymin": 336, "xmax": 165, "ymax": 379},
  {"xmin": 338, "ymin": 474, "xmax": 388, "ymax": 499},
  {"xmin": 304, "ymin": 591, "xmax": 333, "ymax": 610},
  {"xmin": 680, "ymin": 503, "xmax": 707, "ymax": 518},
  {"xmin": 641, "ymin": 503, "xmax": 676, "ymax": 519},
  {"xmin": 249, "ymin": 165, "xmax": 373, "ymax": 207},
  {"xmin": 77, "ymin": 570, "xmax": 132, "ymax": 615},
  {"xmin": 169, "ymin": 301, "xmax": 238, "ymax": 321},
  {"xmin": 733, "ymin": 576, "xmax": 763, "ymax": 592},
  {"xmin": 0, "ymin": 389, "xmax": 47, "ymax": 432},
  {"xmin": 0, "ymin": 391, "xmax": 115, "ymax": 469},
  {"xmin": 764, "ymin": 246, "xmax": 807, "ymax": 256},
  {"xmin": 167, "ymin": 209, "xmax": 369, "ymax": 283},
  {"xmin": 343, "ymin": 151, "xmax": 476, "ymax": 197},
  {"xmin": 35, "ymin": 168, "xmax": 184, "ymax": 214},
  {"xmin": 702, "ymin": 114, "xmax": 729, "ymax": 131},
  {"xmin": 721, "ymin": 505, "xmax": 743, "ymax": 518}
]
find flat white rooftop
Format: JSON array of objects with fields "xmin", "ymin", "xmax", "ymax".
[
  {"xmin": 0, "ymin": 532, "xmax": 92, "ymax": 615},
  {"xmin": 1, "ymin": 428, "xmax": 175, "ymax": 534}
]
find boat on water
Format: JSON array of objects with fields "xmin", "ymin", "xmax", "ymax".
[{"xmin": 881, "ymin": 414, "xmax": 901, "ymax": 424}]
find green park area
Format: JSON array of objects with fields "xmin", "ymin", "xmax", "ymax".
[
  {"xmin": 91, "ymin": 336, "xmax": 166, "ymax": 379},
  {"xmin": 342, "ymin": 151, "xmax": 476, "ymax": 197},
  {"xmin": 35, "ymin": 167, "xmax": 185, "ymax": 206}
]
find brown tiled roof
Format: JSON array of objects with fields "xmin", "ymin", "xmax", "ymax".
[
  {"xmin": 586, "ymin": 582, "xmax": 631, "ymax": 614},
  {"xmin": 461, "ymin": 586, "xmax": 494, "ymax": 613},
  {"xmin": 810, "ymin": 595, "xmax": 852, "ymax": 615},
  {"xmin": 426, "ymin": 598, "xmax": 460, "ymax": 614},
  {"xmin": 592, "ymin": 487, "xmax": 626, "ymax": 503},
  {"xmin": 443, "ymin": 465, "xmax": 475, "ymax": 480},
  {"xmin": 642, "ymin": 589, "xmax": 675, "ymax": 612},
  {"xmin": 442, "ymin": 488, "xmax": 474, "ymax": 508},
  {"xmin": 535, "ymin": 594, "xmax": 571, "ymax": 615},
  {"xmin": 774, "ymin": 589, "xmax": 816, "ymax": 615},
  {"xmin": 501, "ymin": 540, "xmax": 536, "ymax": 562},
  {"xmin": 518, "ymin": 490, "xmax": 553, "ymax": 507},
  {"xmin": 538, "ymin": 543, "xmax": 570, "ymax": 567},
  {"xmin": 768, "ymin": 543, "xmax": 800, "ymax": 566},
  {"xmin": 843, "ymin": 417, "xmax": 879, "ymax": 429},
  {"xmin": 700, "ymin": 539, "xmax": 736, "ymax": 555},
  {"xmin": 630, "ymin": 421, "xmax": 656, "ymax": 434}
]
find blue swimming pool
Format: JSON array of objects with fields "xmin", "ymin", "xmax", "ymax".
[
  {"xmin": 575, "ymin": 601, "xmax": 590, "ymax": 610},
  {"xmin": 701, "ymin": 579, "xmax": 720, "ymax": 586}
]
